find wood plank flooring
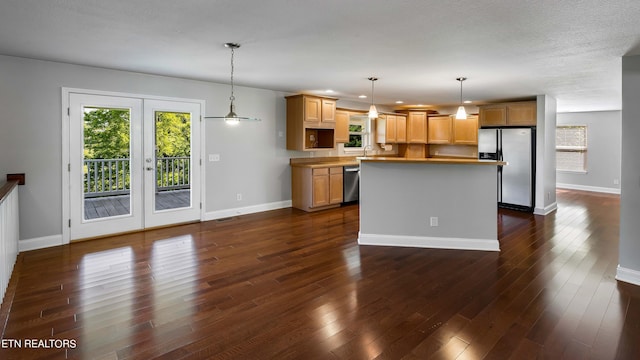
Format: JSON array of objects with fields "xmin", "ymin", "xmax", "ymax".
[{"xmin": 1, "ymin": 189, "xmax": 639, "ymax": 359}]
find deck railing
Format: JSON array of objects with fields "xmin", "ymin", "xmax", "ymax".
[{"xmin": 84, "ymin": 157, "xmax": 190, "ymax": 198}]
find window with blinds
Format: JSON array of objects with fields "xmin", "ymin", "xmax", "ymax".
[{"xmin": 556, "ymin": 125, "xmax": 587, "ymax": 172}]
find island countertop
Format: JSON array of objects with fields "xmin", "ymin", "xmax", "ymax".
[{"xmin": 357, "ymin": 156, "xmax": 506, "ymax": 166}]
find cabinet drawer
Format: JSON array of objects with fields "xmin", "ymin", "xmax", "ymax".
[
  {"xmin": 330, "ymin": 167, "xmax": 343, "ymax": 174},
  {"xmin": 313, "ymin": 168, "xmax": 329, "ymax": 176}
]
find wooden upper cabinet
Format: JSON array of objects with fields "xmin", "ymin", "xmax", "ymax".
[
  {"xmin": 479, "ymin": 101, "xmax": 536, "ymax": 127},
  {"xmin": 377, "ymin": 115, "xmax": 397, "ymax": 143},
  {"xmin": 386, "ymin": 115, "xmax": 397, "ymax": 142},
  {"xmin": 304, "ymin": 96, "xmax": 322, "ymax": 124},
  {"xmin": 507, "ymin": 102, "xmax": 537, "ymax": 126},
  {"xmin": 407, "ymin": 111, "xmax": 427, "ymax": 143},
  {"xmin": 335, "ymin": 110, "xmax": 349, "ymax": 143},
  {"xmin": 427, "ymin": 115, "xmax": 452, "ymax": 144},
  {"xmin": 452, "ymin": 115, "xmax": 478, "ymax": 145},
  {"xmin": 376, "ymin": 114, "xmax": 406, "ymax": 144},
  {"xmin": 396, "ymin": 115, "xmax": 407, "ymax": 143},
  {"xmin": 321, "ymin": 99, "xmax": 336, "ymax": 123},
  {"xmin": 286, "ymin": 94, "xmax": 337, "ymax": 151},
  {"xmin": 479, "ymin": 105, "xmax": 507, "ymax": 127}
]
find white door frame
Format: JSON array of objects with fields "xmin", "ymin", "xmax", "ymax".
[{"xmin": 62, "ymin": 87, "xmax": 206, "ymax": 244}]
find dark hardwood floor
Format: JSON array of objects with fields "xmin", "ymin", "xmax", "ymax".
[{"xmin": 1, "ymin": 189, "xmax": 639, "ymax": 359}]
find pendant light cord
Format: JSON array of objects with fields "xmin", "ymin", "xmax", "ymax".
[
  {"xmin": 229, "ymin": 46, "xmax": 235, "ymax": 103},
  {"xmin": 371, "ymin": 79, "xmax": 375, "ymax": 106}
]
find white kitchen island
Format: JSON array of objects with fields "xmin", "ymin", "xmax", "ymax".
[{"xmin": 358, "ymin": 157, "xmax": 505, "ymax": 251}]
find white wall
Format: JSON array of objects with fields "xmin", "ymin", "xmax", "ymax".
[
  {"xmin": 617, "ymin": 55, "xmax": 640, "ymax": 286},
  {"xmin": 0, "ymin": 55, "xmax": 302, "ymax": 244},
  {"xmin": 556, "ymin": 111, "xmax": 621, "ymax": 194}
]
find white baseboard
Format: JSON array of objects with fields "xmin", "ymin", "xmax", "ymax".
[
  {"xmin": 616, "ymin": 265, "xmax": 640, "ymax": 287},
  {"xmin": 358, "ymin": 232, "xmax": 500, "ymax": 252},
  {"xmin": 19, "ymin": 234, "xmax": 63, "ymax": 252},
  {"xmin": 557, "ymin": 183, "xmax": 621, "ymax": 195},
  {"xmin": 534, "ymin": 202, "xmax": 558, "ymax": 216},
  {"xmin": 203, "ymin": 200, "xmax": 292, "ymax": 221}
]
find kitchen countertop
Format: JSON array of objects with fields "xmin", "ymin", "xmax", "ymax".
[
  {"xmin": 357, "ymin": 157, "xmax": 506, "ymax": 166},
  {"xmin": 289, "ymin": 156, "xmax": 359, "ymax": 168}
]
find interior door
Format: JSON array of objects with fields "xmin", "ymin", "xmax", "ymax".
[
  {"xmin": 143, "ymin": 99, "xmax": 201, "ymax": 228},
  {"xmin": 69, "ymin": 94, "xmax": 144, "ymax": 240}
]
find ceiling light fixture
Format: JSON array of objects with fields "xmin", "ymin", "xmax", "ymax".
[
  {"xmin": 456, "ymin": 77, "xmax": 468, "ymax": 120},
  {"xmin": 368, "ymin": 77, "xmax": 378, "ymax": 119},
  {"xmin": 205, "ymin": 43, "xmax": 260, "ymax": 125}
]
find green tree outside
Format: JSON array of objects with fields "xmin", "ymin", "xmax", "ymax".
[{"xmin": 83, "ymin": 108, "xmax": 191, "ymax": 193}]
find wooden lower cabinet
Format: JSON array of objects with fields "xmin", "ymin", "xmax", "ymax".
[{"xmin": 292, "ymin": 166, "xmax": 343, "ymax": 212}]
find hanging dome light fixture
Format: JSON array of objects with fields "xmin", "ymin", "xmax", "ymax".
[
  {"xmin": 205, "ymin": 43, "xmax": 260, "ymax": 125},
  {"xmin": 368, "ymin": 77, "xmax": 379, "ymax": 119},
  {"xmin": 455, "ymin": 77, "xmax": 468, "ymax": 120}
]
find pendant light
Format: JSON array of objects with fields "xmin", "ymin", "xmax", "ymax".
[
  {"xmin": 455, "ymin": 77, "xmax": 468, "ymax": 120},
  {"xmin": 205, "ymin": 43, "xmax": 260, "ymax": 124},
  {"xmin": 368, "ymin": 77, "xmax": 379, "ymax": 119}
]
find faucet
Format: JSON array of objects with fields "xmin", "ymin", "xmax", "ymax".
[{"xmin": 363, "ymin": 145, "xmax": 373, "ymax": 157}]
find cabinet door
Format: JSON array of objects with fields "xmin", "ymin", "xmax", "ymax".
[
  {"xmin": 335, "ymin": 110, "xmax": 349, "ymax": 143},
  {"xmin": 329, "ymin": 167, "xmax": 343, "ymax": 204},
  {"xmin": 321, "ymin": 99, "xmax": 336, "ymax": 123},
  {"xmin": 396, "ymin": 115, "xmax": 407, "ymax": 143},
  {"xmin": 453, "ymin": 115, "xmax": 478, "ymax": 145},
  {"xmin": 407, "ymin": 112, "xmax": 427, "ymax": 143},
  {"xmin": 386, "ymin": 115, "xmax": 397, "ymax": 143},
  {"xmin": 312, "ymin": 168, "xmax": 330, "ymax": 207},
  {"xmin": 304, "ymin": 97, "xmax": 322, "ymax": 124},
  {"xmin": 479, "ymin": 105, "xmax": 507, "ymax": 127},
  {"xmin": 428, "ymin": 116, "xmax": 452, "ymax": 144},
  {"xmin": 507, "ymin": 102, "xmax": 537, "ymax": 126}
]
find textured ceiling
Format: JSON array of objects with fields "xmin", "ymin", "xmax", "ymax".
[{"xmin": 1, "ymin": 0, "xmax": 639, "ymax": 112}]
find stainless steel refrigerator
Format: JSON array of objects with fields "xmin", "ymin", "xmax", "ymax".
[{"xmin": 478, "ymin": 128, "xmax": 536, "ymax": 212}]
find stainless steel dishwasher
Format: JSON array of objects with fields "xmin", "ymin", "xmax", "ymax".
[{"xmin": 343, "ymin": 165, "xmax": 360, "ymax": 203}]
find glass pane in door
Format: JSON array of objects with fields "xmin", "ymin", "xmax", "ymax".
[
  {"xmin": 154, "ymin": 111, "xmax": 191, "ymax": 211},
  {"xmin": 83, "ymin": 107, "xmax": 132, "ymax": 220}
]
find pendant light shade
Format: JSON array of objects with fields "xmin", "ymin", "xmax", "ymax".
[
  {"xmin": 455, "ymin": 77, "xmax": 468, "ymax": 120},
  {"xmin": 368, "ymin": 77, "xmax": 379, "ymax": 119},
  {"xmin": 205, "ymin": 43, "xmax": 260, "ymax": 124}
]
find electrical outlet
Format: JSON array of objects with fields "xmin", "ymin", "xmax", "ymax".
[
  {"xmin": 236, "ymin": 193, "xmax": 242, "ymax": 201},
  {"xmin": 614, "ymin": 178, "xmax": 620, "ymax": 185},
  {"xmin": 430, "ymin": 217, "xmax": 438, "ymax": 227}
]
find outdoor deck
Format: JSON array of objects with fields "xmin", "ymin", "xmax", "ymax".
[{"xmin": 84, "ymin": 189, "xmax": 191, "ymax": 220}]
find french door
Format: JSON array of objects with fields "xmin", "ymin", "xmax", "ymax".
[{"xmin": 68, "ymin": 93, "xmax": 201, "ymax": 240}]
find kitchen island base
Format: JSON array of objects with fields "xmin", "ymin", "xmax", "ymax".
[{"xmin": 358, "ymin": 158, "xmax": 502, "ymax": 252}]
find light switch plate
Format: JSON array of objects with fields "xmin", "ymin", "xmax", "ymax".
[{"xmin": 209, "ymin": 154, "xmax": 220, "ymax": 162}]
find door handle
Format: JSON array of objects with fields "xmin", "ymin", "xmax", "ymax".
[{"xmin": 146, "ymin": 167, "xmax": 154, "ymax": 171}]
